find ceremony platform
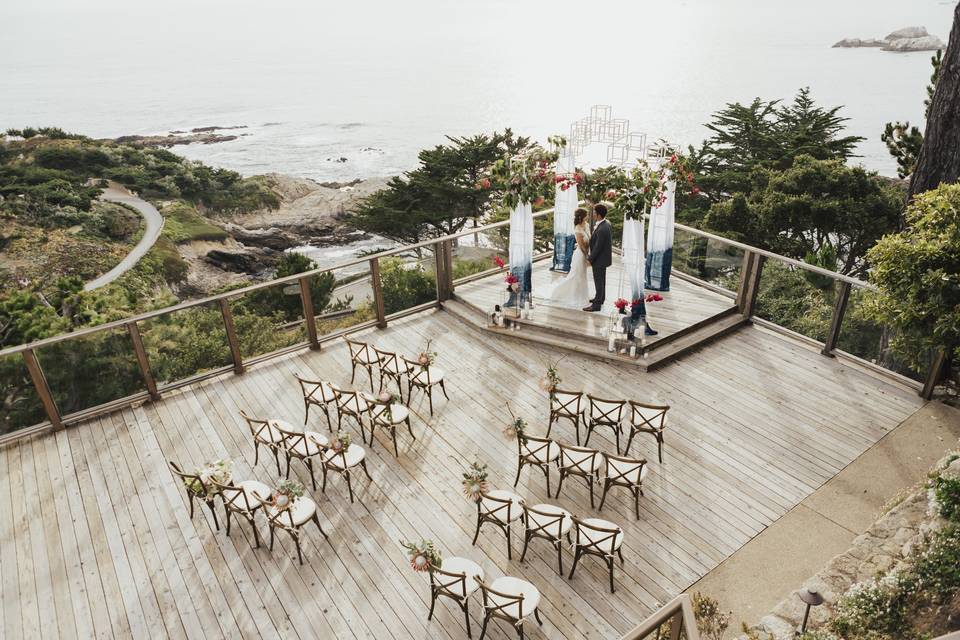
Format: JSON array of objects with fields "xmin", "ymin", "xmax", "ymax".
[{"xmin": 0, "ymin": 306, "xmax": 925, "ymax": 639}]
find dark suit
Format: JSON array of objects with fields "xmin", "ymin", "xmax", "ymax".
[{"xmin": 588, "ymin": 219, "xmax": 612, "ymax": 310}]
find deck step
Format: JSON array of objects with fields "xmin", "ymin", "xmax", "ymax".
[{"xmin": 442, "ymin": 298, "xmax": 748, "ymax": 371}]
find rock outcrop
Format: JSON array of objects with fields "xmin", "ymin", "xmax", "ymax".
[{"xmin": 832, "ymin": 25, "xmax": 944, "ymax": 52}]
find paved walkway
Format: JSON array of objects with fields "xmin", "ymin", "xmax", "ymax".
[
  {"xmin": 83, "ymin": 181, "xmax": 164, "ymax": 291},
  {"xmin": 688, "ymin": 399, "xmax": 960, "ymax": 633}
]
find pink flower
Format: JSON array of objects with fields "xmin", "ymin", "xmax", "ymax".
[
  {"xmin": 505, "ymin": 274, "xmax": 519, "ymax": 285},
  {"xmin": 614, "ymin": 298, "xmax": 629, "ymax": 310},
  {"xmin": 493, "ymin": 256, "xmax": 506, "ymax": 268}
]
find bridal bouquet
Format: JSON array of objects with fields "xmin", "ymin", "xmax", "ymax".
[
  {"xmin": 401, "ymin": 539, "xmax": 442, "ymax": 572},
  {"xmin": 461, "ymin": 459, "xmax": 489, "ymax": 502}
]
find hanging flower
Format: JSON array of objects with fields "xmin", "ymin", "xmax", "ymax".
[
  {"xmin": 401, "ymin": 539, "xmax": 442, "ymax": 572},
  {"xmin": 614, "ymin": 298, "xmax": 629, "ymax": 311},
  {"xmin": 461, "ymin": 459, "xmax": 489, "ymax": 502}
]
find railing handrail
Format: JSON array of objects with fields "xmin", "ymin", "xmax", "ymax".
[
  {"xmin": 0, "ymin": 206, "xmax": 877, "ymax": 358},
  {"xmin": 0, "ymin": 206, "xmax": 561, "ymax": 358},
  {"xmin": 619, "ymin": 593, "xmax": 701, "ymax": 640}
]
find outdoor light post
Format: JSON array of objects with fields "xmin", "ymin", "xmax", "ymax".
[{"xmin": 796, "ymin": 587, "xmax": 825, "ymax": 636}]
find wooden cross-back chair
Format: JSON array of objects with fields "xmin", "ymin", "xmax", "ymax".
[
  {"xmin": 254, "ymin": 493, "xmax": 329, "ymax": 565},
  {"xmin": 599, "ymin": 453, "xmax": 649, "ymax": 520},
  {"xmin": 240, "ymin": 410, "xmax": 283, "ymax": 475},
  {"xmin": 626, "ymin": 400, "xmax": 671, "ymax": 462},
  {"xmin": 401, "ymin": 355, "xmax": 450, "ymax": 416},
  {"xmin": 568, "ymin": 516, "xmax": 625, "ymax": 594},
  {"xmin": 373, "ymin": 346, "xmax": 411, "ymax": 401},
  {"xmin": 363, "ymin": 393, "xmax": 415, "ymax": 457},
  {"xmin": 427, "ymin": 557, "xmax": 484, "ymax": 638},
  {"xmin": 513, "ymin": 435, "xmax": 558, "ymax": 495},
  {"xmin": 343, "ymin": 335, "xmax": 377, "ymax": 391},
  {"xmin": 472, "ymin": 490, "xmax": 523, "ymax": 560},
  {"xmin": 333, "ymin": 386, "xmax": 369, "ymax": 439},
  {"xmin": 293, "ymin": 373, "xmax": 337, "ymax": 430},
  {"xmin": 272, "ymin": 420, "xmax": 329, "ymax": 491},
  {"xmin": 321, "ymin": 443, "xmax": 373, "ymax": 503},
  {"xmin": 209, "ymin": 477, "xmax": 270, "ymax": 548},
  {"xmin": 168, "ymin": 460, "xmax": 221, "ymax": 530},
  {"xmin": 584, "ymin": 395, "xmax": 627, "ymax": 454},
  {"xmin": 476, "ymin": 577, "xmax": 543, "ymax": 640},
  {"xmin": 547, "ymin": 389, "xmax": 584, "ymax": 445},
  {"xmin": 519, "ymin": 503, "xmax": 572, "ymax": 575},
  {"xmin": 554, "ymin": 443, "xmax": 602, "ymax": 508}
]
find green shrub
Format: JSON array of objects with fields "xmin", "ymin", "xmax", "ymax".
[
  {"xmin": 933, "ymin": 475, "xmax": 960, "ymax": 523},
  {"xmin": 379, "ymin": 258, "xmax": 436, "ymax": 314},
  {"xmin": 161, "ymin": 202, "xmax": 228, "ymax": 243}
]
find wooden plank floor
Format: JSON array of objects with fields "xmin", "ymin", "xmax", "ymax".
[
  {"xmin": 455, "ymin": 261, "xmax": 735, "ymax": 343},
  {"xmin": 0, "ymin": 309, "xmax": 923, "ymax": 639}
]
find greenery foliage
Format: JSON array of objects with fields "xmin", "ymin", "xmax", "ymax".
[
  {"xmin": 377, "ymin": 258, "xmax": 436, "ymax": 315},
  {"xmin": 881, "ymin": 51, "xmax": 942, "ymax": 178}
]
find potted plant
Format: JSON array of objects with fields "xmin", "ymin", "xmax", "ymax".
[
  {"xmin": 273, "ymin": 479, "xmax": 304, "ymax": 509},
  {"xmin": 401, "ymin": 539, "xmax": 442, "ymax": 572}
]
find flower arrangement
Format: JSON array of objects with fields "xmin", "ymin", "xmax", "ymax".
[
  {"xmin": 184, "ymin": 458, "xmax": 232, "ymax": 496},
  {"xmin": 644, "ymin": 293, "xmax": 664, "ymax": 303},
  {"xmin": 461, "ymin": 459, "xmax": 489, "ymax": 502},
  {"xmin": 554, "ymin": 169, "xmax": 585, "ymax": 192},
  {"xmin": 417, "ymin": 339, "xmax": 437, "ymax": 368},
  {"xmin": 492, "ymin": 255, "xmax": 506, "ymax": 269},
  {"xmin": 377, "ymin": 391, "xmax": 400, "ymax": 421},
  {"xmin": 538, "ymin": 356, "xmax": 563, "ymax": 393},
  {"xmin": 503, "ymin": 404, "xmax": 529, "ymax": 444},
  {"xmin": 401, "ymin": 539, "xmax": 442, "ymax": 572},
  {"xmin": 580, "ymin": 165, "xmax": 628, "ymax": 205},
  {"xmin": 614, "ymin": 298, "xmax": 630, "ymax": 313},
  {"xmin": 504, "ymin": 273, "xmax": 520, "ymax": 292},
  {"xmin": 273, "ymin": 479, "xmax": 304, "ymax": 509},
  {"xmin": 482, "ymin": 140, "xmax": 562, "ymax": 209},
  {"xmin": 331, "ymin": 432, "xmax": 352, "ymax": 454},
  {"xmin": 616, "ymin": 148, "xmax": 698, "ymax": 216}
]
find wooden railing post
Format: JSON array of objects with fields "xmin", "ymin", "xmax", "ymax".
[
  {"xmin": 821, "ymin": 281, "xmax": 852, "ymax": 357},
  {"xmin": 299, "ymin": 276, "xmax": 320, "ymax": 350},
  {"xmin": 922, "ymin": 349, "xmax": 947, "ymax": 400},
  {"xmin": 435, "ymin": 240, "xmax": 453, "ymax": 303},
  {"xmin": 737, "ymin": 251, "xmax": 765, "ymax": 317},
  {"xmin": 22, "ymin": 348, "xmax": 63, "ymax": 429},
  {"xmin": 369, "ymin": 258, "xmax": 387, "ymax": 328},
  {"xmin": 127, "ymin": 321, "xmax": 160, "ymax": 400},
  {"xmin": 218, "ymin": 299, "xmax": 245, "ymax": 374}
]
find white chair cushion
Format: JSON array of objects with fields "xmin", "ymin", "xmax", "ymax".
[
  {"xmin": 522, "ymin": 441, "xmax": 558, "ymax": 463},
  {"xmin": 323, "ymin": 444, "xmax": 366, "ymax": 469},
  {"xmin": 267, "ymin": 496, "xmax": 317, "ymax": 527},
  {"xmin": 481, "ymin": 490, "xmax": 523, "ymax": 523},
  {"xmin": 222, "ymin": 480, "xmax": 271, "ymax": 510},
  {"xmin": 291, "ymin": 431, "xmax": 329, "ymax": 457},
  {"xmin": 488, "ymin": 577, "xmax": 540, "ymax": 620},
  {"xmin": 561, "ymin": 449, "xmax": 601, "ymax": 472},
  {"xmin": 607, "ymin": 458, "xmax": 648, "ymax": 484},
  {"xmin": 578, "ymin": 518, "xmax": 624, "ymax": 552},
  {"xmin": 412, "ymin": 368, "xmax": 444, "ymax": 385},
  {"xmin": 526, "ymin": 503, "xmax": 572, "ymax": 537},
  {"xmin": 435, "ymin": 557, "xmax": 483, "ymax": 597}
]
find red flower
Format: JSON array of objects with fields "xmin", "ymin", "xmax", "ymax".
[
  {"xmin": 560, "ymin": 184, "xmax": 569, "ymax": 191},
  {"xmin": 481, "ymin": 178, "xmax": 491, "ymax": 189},
  {"xmin": 534, "ymin": 196, "xmax": 545, "ymax": 207},
  {"xmin": 614, "ymin": 298, "xmax": 629, "ymax": 310},
  {"xmin": 644, "ymin": 293, "xmax": 664, "ymax": 303},
  {"xmin": 505, "ymin": 274, "xmax": 519, "ymax": 285},
  {"xmin": 691, "ymin": 186, "xmax": 701, "ymax": 195},
  {"xmin": 493, "ymin": 256, "xmax": 506, "ymax": 268}
]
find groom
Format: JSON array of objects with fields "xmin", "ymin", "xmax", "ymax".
[{"xmin": 583, "ymin": 204, "xmax": 612, "ymax": 312}]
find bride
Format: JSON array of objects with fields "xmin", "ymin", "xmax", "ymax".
[{"xmin": 547, "ymin": 208, "xmax": 591, "ymax": 308}]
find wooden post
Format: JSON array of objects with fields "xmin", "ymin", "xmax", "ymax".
[
  {"xmin": 735, "ymin": 250, "xmax": 753, "ymax": 309},
  {"xmin": 370, "ymin": 258, "xmax": 387, "ymax": 328},
  {"xmin": 443, "ymin": 239, "xmax": 455, "ymax": 296},
  {"xmin": 669, "ymin": 610, "xmax": 684, "ymax": 640},
  {"xmin": 821, "ymin": 281, "xmax": 851, "ymax": 357},
  {"xmin": 434, "ymin": 241, "xmax": 450, "ymax": 303},
  {"xmin": 738, "ymin": 252, "xmax": 765, "ymax": 318},
  {"xmin": 299, "ymin": 276, "xmax": 320, "ymax": 350},
  {"xmin": 921, "ymin": 349, "xmax": 948, "ymax": 400},
  {"xmin": 22, "ymin": 348, "xmax": 63, "ymax": 429},
  {"xmin": 218, "ymin": 299, "xmax": 245, "ymax": 374},
  {"xmin": 127, "ymin": 321, "xmax": 160, "ymax": 400}
]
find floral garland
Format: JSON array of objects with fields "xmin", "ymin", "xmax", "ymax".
[
  {"xmin": 616, "ymin": 151, "xmax": 698, "ymax": 217},
  {"xmin": 554, "ymin": 169, "xmax": 585, "ymax": 192},
  {"xmin": 581, "ymin": 165, "xmax": 628, "ymax": 205},
  {"xmin": 461, "ymin": 459, "xmax": 489, "ymax": 502},
  {"xmin": 401, "ymin": 539, "xmax": 442, "ymax": 572},
  {"xmin": 184, "ymin": 458, "xmax": 232, "ymax": 497},
  {"xmin": 481, "ymin": 140, "xmax": 562, "ymax": 209}
]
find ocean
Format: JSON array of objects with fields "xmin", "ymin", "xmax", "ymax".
[{"xmin": 0, "ymin": 0, "xmax": 953, "ymax": 182}]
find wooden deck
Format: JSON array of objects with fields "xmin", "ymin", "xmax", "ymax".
[
  {"xmin": 455, "ymin": 261, "xmax": 735, "ymax": 344},
  {"xmin": 0, "ymin": 308, "xmax": 924, "ymax": 639}
]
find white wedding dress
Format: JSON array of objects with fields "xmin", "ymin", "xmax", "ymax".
[{"xmin": 547, "ymin": 225, "xmax": 590, "ymax": 308}]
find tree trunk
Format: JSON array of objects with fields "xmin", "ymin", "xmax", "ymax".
[{"xmin": 909, "ymin": 2, "xmax": 960, "ymax": 197}]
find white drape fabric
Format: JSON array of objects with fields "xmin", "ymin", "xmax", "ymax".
[
  {"xmin": 508, "ymin": 201, "xmax": 534, "ymax": 303},
  {"xmin": 646, "ymin": 180, "xmax": 675, "ymax": 253},
  {"xmin": 622, "ymin": 217, "xmax": 646, "ymax": 303}
]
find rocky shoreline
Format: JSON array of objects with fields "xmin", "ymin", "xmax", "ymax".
[{"xmin": 833, "ymin": 26, "xmax": 944, "ymax": 52}]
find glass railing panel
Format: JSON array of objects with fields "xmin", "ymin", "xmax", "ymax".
[
  {"xmin": 0, "ymin": 353, "xmax": 45, "ymax": 434},
  {"xmin": 315, "ymin": 264, "xmax": 376, "ymax": 336},
  {"xmin": 139, "ymin": 303, "xmax": 233, "ymax": 386},
  {"xmin": 229, "ymin": 280, "xmax": 308, "ymax": 360},
  {"xmin": 36, "ymin": 328, "xmax": 145, "ymax": 416},
  {"xmin": 671, "ymin": 227, "xmax": 745, "ymax": 292},
  {"xmin": 377, "ymin": 254, "xmax": 437, "ymax": 316},
  {"xmin": 754, "ymin": 259, "xmax": 833, "ymax": 343},
  {"xmin": 836, "ymin": 286, "xmax": 925, "ymax": 382}
]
